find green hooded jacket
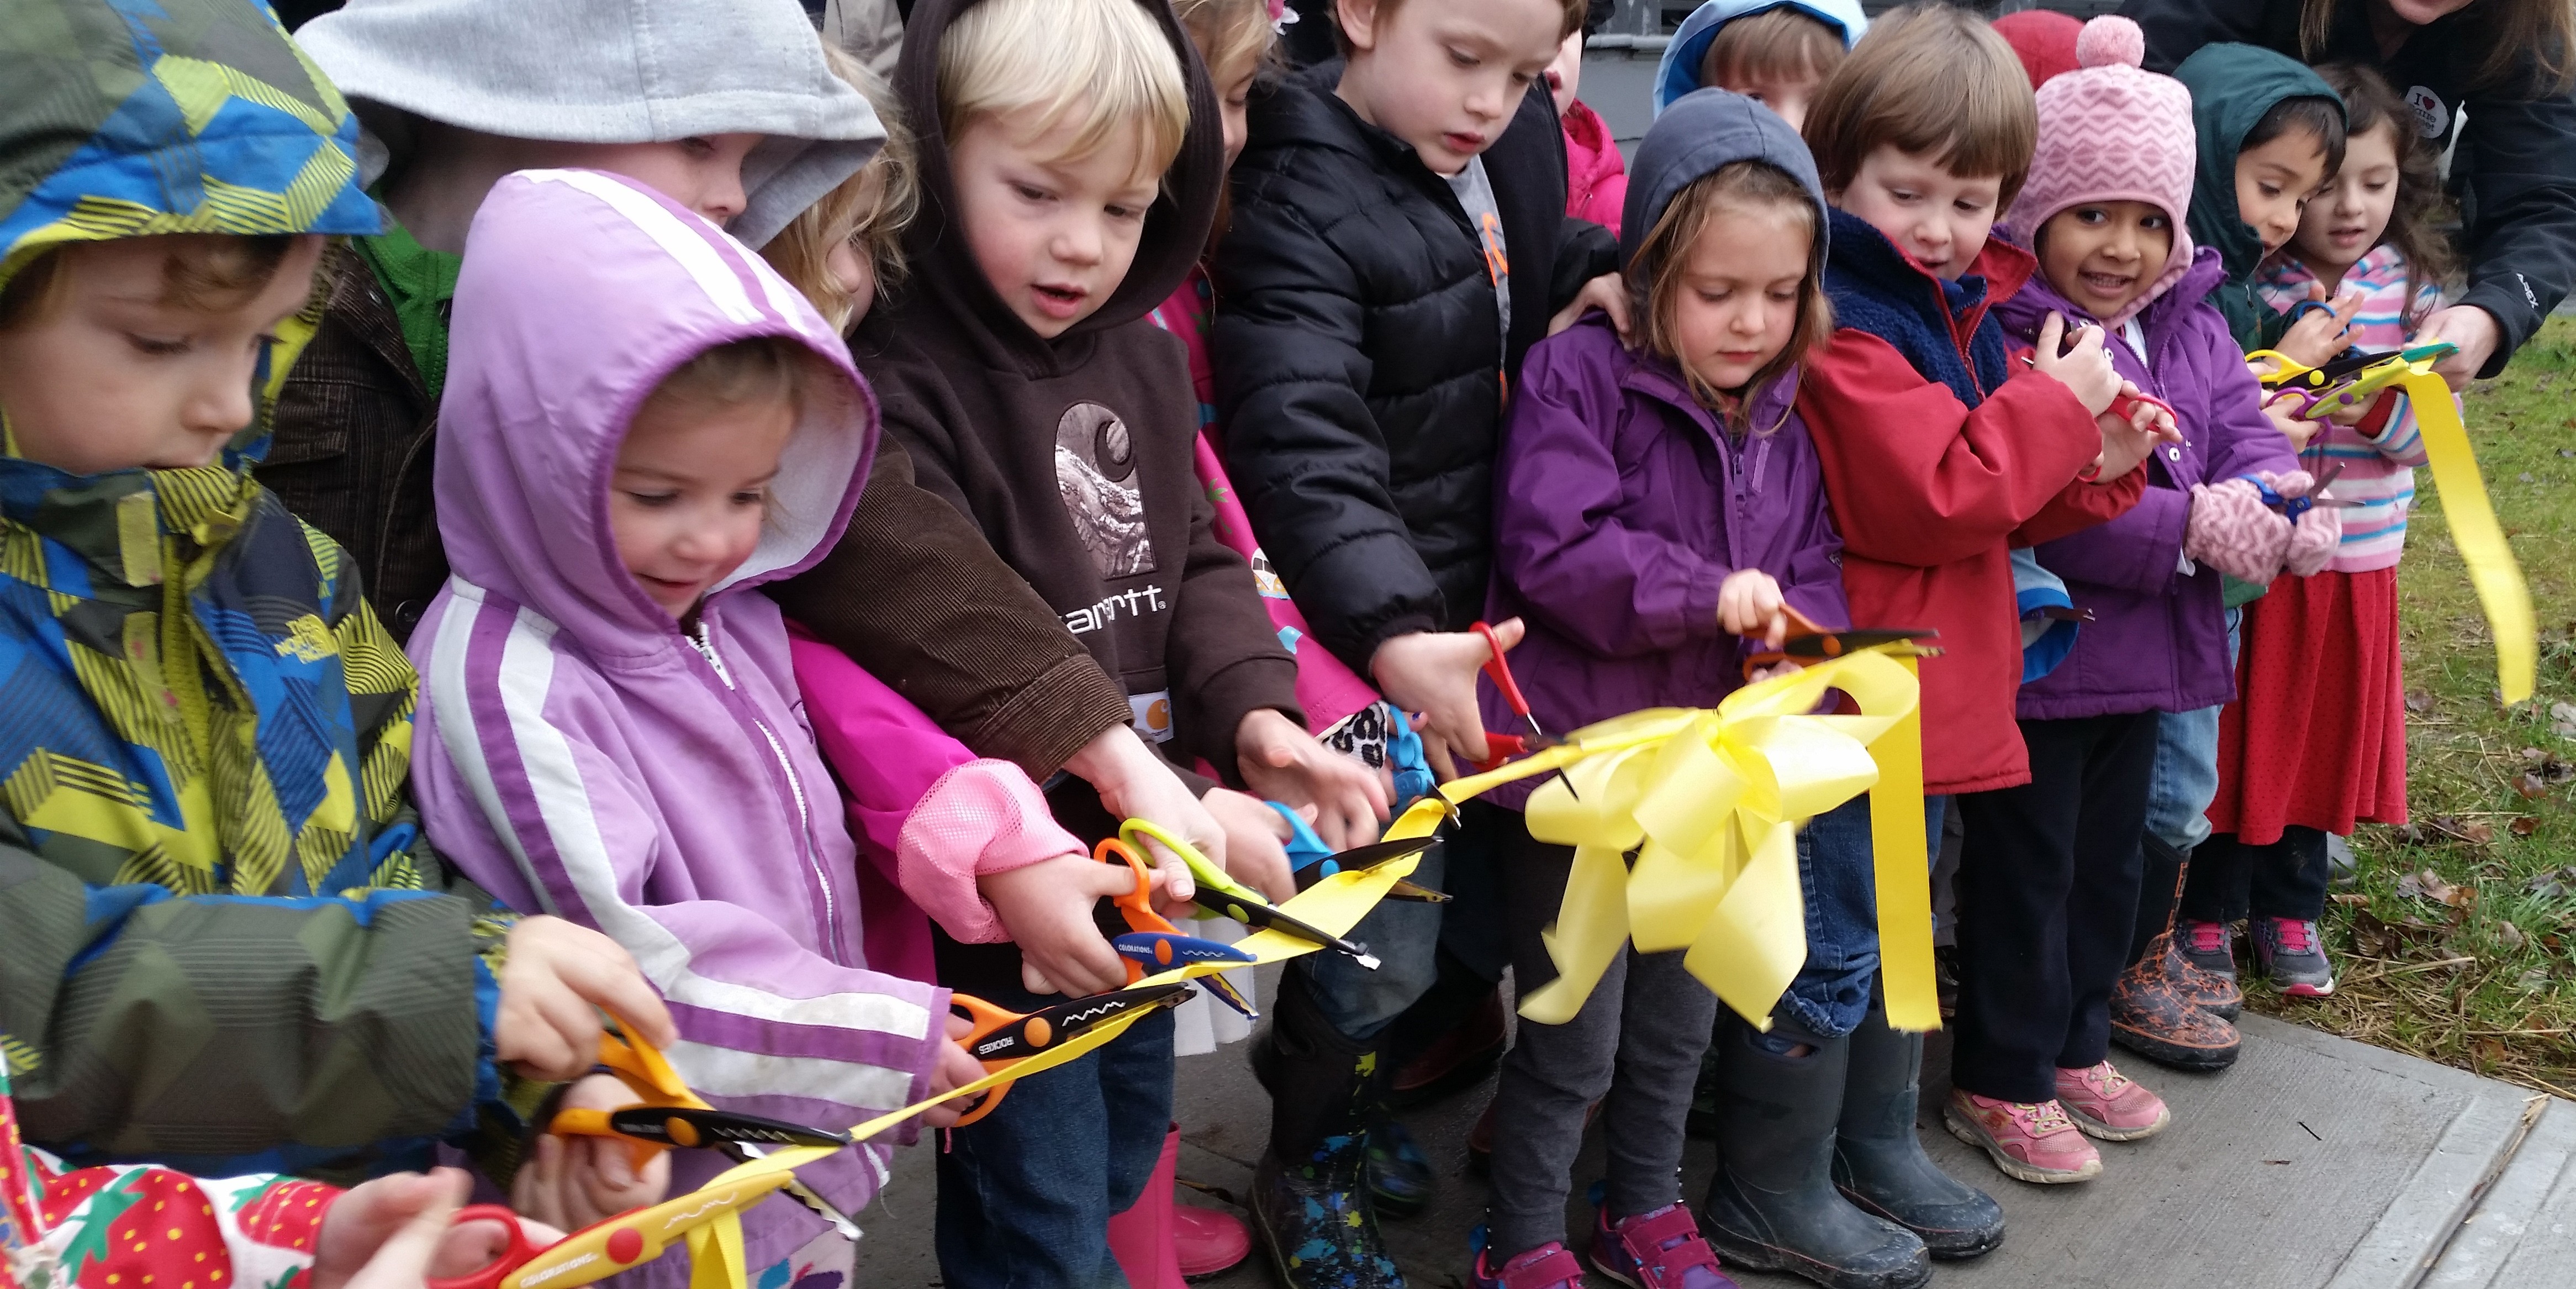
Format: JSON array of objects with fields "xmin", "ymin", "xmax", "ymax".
[
  {"xmin": 2175, "ymin": 42, "xmax": 2345, "ymax": 352},
  {"xmin": 0, "ymin": 0, "xmax": 518, "ymax": 1178}
]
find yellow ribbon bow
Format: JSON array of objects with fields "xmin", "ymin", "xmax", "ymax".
[{"xmin": 1384, "ymin": 646, "xmax": 1938, "ymax": 1035}]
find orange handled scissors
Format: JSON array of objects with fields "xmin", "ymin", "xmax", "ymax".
[
  {"xmin": 1738, "ymin": 606, "xmax": 1939, "ymax": 681},
  {"xmin": 949, "ymin": 982, "xmax": 1195, "ymax": 1126},
  {"xmin": 1093, "ymin": 837, "xmax": 1259, "ymax": 1017}
]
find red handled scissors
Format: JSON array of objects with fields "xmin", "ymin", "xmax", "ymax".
[
  {"xmin": 424, "ymin": 1171, "xmax": 795, "ymax": 1289},
  {"xmin": 1465, "ymin": 621, "xmax": 1580, "ymax": 799}
]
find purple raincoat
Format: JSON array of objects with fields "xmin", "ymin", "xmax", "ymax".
[
  {"xmin": 1483, "ymin": 315, "xmax": 1847, "ymax": 804},
  {"xmin": 408, "ymin": 170, "xmax": 946, "ymax": 1280},
  {"xmin": 1995, "ymin": 245, "xmax": 2301, "ymax": 719}
]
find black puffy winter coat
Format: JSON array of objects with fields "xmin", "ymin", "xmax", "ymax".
[{"xmin": 1212, "ymin": 62, "xmax": 1620, "ymax": 676}]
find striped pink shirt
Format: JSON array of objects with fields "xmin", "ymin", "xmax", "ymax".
[{"xmin": 2258, "ymin": 245, "xmax": 2441, "ymax": 572}]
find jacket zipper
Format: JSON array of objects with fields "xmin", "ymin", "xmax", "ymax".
[{"xmin": 689, "ymin": 623, "xmax": 849, "ymax": 965}]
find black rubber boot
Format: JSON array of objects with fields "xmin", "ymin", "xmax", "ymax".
[
  {"xmin": 1701, "ymin": 1019, "xmax": 1930, "ymax": 1289},
  {"xmin": 1249, "ymin": 971, "xmax": 1403, "ymax": 1288},
  {"xmin": 1833, "ymin": 1004, "xmax": 2006, "ymax": 1260}
]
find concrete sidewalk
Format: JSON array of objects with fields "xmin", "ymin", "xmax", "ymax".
[{"xmin": 849, "ymin": 968, "xmax": 2573, "ymax": 1287}]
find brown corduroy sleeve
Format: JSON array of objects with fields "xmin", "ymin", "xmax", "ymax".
[{"xmin": 773, "ymin": 436, "xmax": 1134, "ymax": 780}]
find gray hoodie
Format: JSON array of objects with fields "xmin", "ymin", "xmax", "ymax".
[{"xmin": 297, "ymin": 0, "xmax": 881, "ymax": 247}]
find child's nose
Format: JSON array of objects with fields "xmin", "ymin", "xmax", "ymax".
[
  {"xmin": 183, "ymin": 362, "xmax": 254, "ymax": 440},
  {"xmin": 1054, "ymin": 220, "xmax": 1105, "ymax": 267}
]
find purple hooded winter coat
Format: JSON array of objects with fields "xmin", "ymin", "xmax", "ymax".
[
  {"xmin": 1995, "ymin": 245, "xmax": 2301, "ymax": 719},
  {"xmin": 408, "ymin": 171, "xmax": 947, "ymax": 1280},
  {"xmin": 1482, "ymin": 316, "xmax": 1847, "ymax": 803}
]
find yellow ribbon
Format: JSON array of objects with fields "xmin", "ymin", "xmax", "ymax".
[
  {"xmin": 2394, "ymin": 365, "xmax": 2535, "ymax": 704},
  {"xmin": 532, "ymin": 648, "xmax": 1936, "ymax": 1287}
]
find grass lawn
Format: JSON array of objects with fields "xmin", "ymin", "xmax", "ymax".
[{"xmin": 2247, "ymin": 315, "xmax": 2576, "ymax": 1096}]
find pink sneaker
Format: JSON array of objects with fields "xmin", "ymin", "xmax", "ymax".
[
  {"xmin": 1472, "ymin": 1240, "xmax": 1590, "ymax": 1289},
  {"xmin": 1943, "ymin": 1089, "xmax": 2102, "ymax": 1185},
  {"xmin": 2054, "ymin": 1060, "xmax": 2171, "ymax": 1141},
  {"xmin": 1590, "ymin": 1202, "xmax": 1736, "ymax": 1289}
]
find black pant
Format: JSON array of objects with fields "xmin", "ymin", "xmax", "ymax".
[
  {"xmin": 1952, "ymin": 713, "xmax": 2160, "ymax": 1104},
  {"xmin": 2178, "ymin": 828, "xmax": 2332, "ymax": 924}
]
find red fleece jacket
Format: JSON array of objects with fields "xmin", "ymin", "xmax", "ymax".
[{"xmin": 1796, "ymin": 239, "xmax": 2141, "ymax": 794}]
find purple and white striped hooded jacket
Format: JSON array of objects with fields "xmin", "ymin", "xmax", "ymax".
[{"xmin": 407, "ymin": 169, "xmax": 942, "ymax": 1273}]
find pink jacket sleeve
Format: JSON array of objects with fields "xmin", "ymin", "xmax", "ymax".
[{"xmin": 788, "ymin": 625, "xmax": 1084, "ymax": 945}]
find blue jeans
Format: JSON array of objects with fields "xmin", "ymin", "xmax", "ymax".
[
  {"xmin": 1302, "ymin": 826, "xmax": 1447, "ymax": 1042},
  {"xmin": 933, "ymin": 986, "xmax": 1175, "ymax": 1288},
  {"xmin": 2141, "ymin": 608, "xmax": 2241, "ymax": 854},
  {"xmin": 1767, "ymin": 795, "xmax": 1949, "ymax": 1043}
]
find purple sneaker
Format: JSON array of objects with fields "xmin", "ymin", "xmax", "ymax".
[{"xmin": 1590, "ymin": 1202, "xmax": 1738, "ymax": 1289}]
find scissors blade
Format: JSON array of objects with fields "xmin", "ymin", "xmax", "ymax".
[
  {"xmin": 605, "ymin": 1106, "xmax": 850, "ymax": 1152},
  {"xmin": 1192, "ymin": 888, "xmax": 1380, "ymax": 970},
  {"xmin": 971, "ymin": 984, "xmax": 1196, "ymax": 1065},
  {"xmin": 1290, "ymin": 835, "xmax": 1439, "ymax": 890},
  {"xmin": 720, "ymin": 1142, "xmax": 862, "ymax": 1241},
  {"xmin": 1777, "ymin": 627, "xmax": 1939, "ymax": 658}
]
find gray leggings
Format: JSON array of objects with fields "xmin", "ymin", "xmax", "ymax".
[{"xmin": 1485, "ymin": 824, "xmax": 1721, "ymax": 1259}]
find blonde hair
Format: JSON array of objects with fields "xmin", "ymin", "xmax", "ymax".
[
  {"xmin": 1801, "ymin": 3, "xmax": 2038, "ymax": 211},
  {"xmin": 1698, "ymin": 7, "xmax": 1849, "ymax": 91},
  {"xmin": 937, "ymin": 0, "xmax": 1189, "ymax": 183},
  {"xmin": 1332, "ymin": 0, "xmax": 1589, "ymax": 52},
  {"xmin": 1173, "ymin": 0, "xmax": 1279, "ymax": 85},
  {"xmin": 0, "ymin": 234, "xmax": 303, "ymax": 332},
  {"xmin": 763, "ymin": 43, "xmax": 920, "ymax": 333},
  {"xmin": 645, "ymin": 336, "xmax": 826, "ymax": 425},
  {"xmin": 1629, "ymin": 161, "xmax": 1832, "ymax": 419}
]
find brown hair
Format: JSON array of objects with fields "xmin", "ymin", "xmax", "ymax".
[
  {"xmin": 1175, "ymin": 0, "xmax": 1280, "ymax": 86},
  {"xmin": 1628, "ymin": 160, "xmax": 1833, "ymax": 420},
  {"xmin": 1332, "ymin": 0, "xmax": 1589, "ymax": 54},
  {"xmin": 1698, "ymin": 6, "xmax": 1849, "ymax": 91},
  {"xmin": 2313, "ymin": 61, "xmax": 2458, "ymax": 324},
  {"xmin": 0, "ymin": 234, "xmax": 302, "ymax": 332},
  {"xmin": 762, "ymin": 44, "xmax": 920, "ymax": 332},
  {"xmin": 643, "ymin": 335, "xmax": 825, "ymax": 425},
  {"xmin": 1800, "ymin": 3, "xmax": 2038, "ymax": 211},
  {"xmin": 2299, "ymin": 0, "xmax": 2575, "ymax": 97}
]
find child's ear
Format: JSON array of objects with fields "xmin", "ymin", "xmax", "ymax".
[{"xmin": 1336, "ymin": 0, "xmax": 1382, "ymax": 52}]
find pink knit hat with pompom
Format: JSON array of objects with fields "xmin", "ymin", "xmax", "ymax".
[{"xmin": 2004, "ymin": 15, "xmax": 2198, "ymax": 327}]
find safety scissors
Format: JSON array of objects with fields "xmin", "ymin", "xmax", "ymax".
[
  {"xmin": 1740, "ymin": 607, "xmax": 1939, "ymax": 680},
  {"xmin": 424, "ymin": 1174, "xmax": 795, "ymax": 1289},
  {"xmin": 949, "ymin": 982, "xmax": 1196, "ymax": 1125},
  {"xmin": 1269, "ymin": 801, "xmax": 1445, "ymax": 902},
  {"xmin": 2013, "ymin": 345, "xmax": 2179, "ymax": 429},
  {"xmin": 1092, "ymin": 836, "xmax": 1260, "ymax": 1018},
  {"xmin": 1122, "ymin": 819, "xmax": 1382, "ymax": 970},
  {"xmin": 547, "ymin": 1023, "xmax": 858, "ymax": 1238}
]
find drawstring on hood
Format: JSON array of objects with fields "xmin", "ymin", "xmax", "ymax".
[
  {"xmin": 883, "ymin": 0, "xmax": 1222, "ymax": 375},
  {"xmin": 436, "ymin": 169, "xmax": 875, "ymax": 662},
  {"xmin": 295, "ymin": 0, "xmax": 885, "ymax": 249}
]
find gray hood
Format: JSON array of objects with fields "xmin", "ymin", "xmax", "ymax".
[
  {"xmin": 1619, "ymin": 87, "xmax": 1828, "ymax": 269},
  {"xmin": 297, "ymin": 0, "xmax": 881, "ymax": 247}
]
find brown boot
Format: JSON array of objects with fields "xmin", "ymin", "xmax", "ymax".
[{"xmin": 2109, "ymin": 937, "xmax": 2241, "ymax": 1072}]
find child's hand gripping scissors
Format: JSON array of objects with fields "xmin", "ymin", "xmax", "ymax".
[
  {"xmin": 1739, "ymin": 606, "xmax": 1940, "ymax": 681},
  {"xmin": 1093, "ymin": 836, "xmax": 1261, "ymax": 1018},
  {"xmin": 947, "ymin": 982, "xmax": 1197, "ymax": 1125},
  {"xmin": 426, "ymin": 1175, "xmax": 796, "ymax": 1289},
  {"xmin": 545, "ymin": 1022, "xmax": 859, "ymax": 1238},
  {"xmin": 1121, "ymin": 818, "xmax": 1384, "ymax": 970}
]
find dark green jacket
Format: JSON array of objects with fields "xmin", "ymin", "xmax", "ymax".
[
  {"xmin": 2173, "ymin": 42, "xmax": 2344, "ymax": 353},
  {"xmin": 0, "ymin": 0, "xmax": 514, "ymax": 1178}
]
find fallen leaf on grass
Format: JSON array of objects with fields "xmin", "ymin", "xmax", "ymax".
[
  {"xmin": 2411, "ymin": 690, "xmax": 2440, "ymax": 714},
  {"xmin": 2496, "ymin": 920, "xmax": 2527, "ymax": 950},
  {"xmin": 2525, "ymin": 867, "xmax": 2576, "ymax": 899},
  {"xmin": 2517, "ymin": 772, "xmax": 2551, "ymax": 798},
  {"xmin": 2514, "ymin": 816, "xmax": 2541, "ymax": 836},
  {"xmin": 2554, "ymin": 701, "xmax": 2576, "ymax": 739},
  {"xmin": 2330, "ymin": 892, "xmax": 2371, "ymax": 906},
  {"xmin": 2520, "ymin": 968, "xmax": 2552, "ymax": 992},
  {"xmin": 2396, "ymin": 867, "xmax": 2477, "ymax": 908}
]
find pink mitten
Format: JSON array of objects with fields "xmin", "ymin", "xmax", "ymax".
[
  {"xmin": 2184, "ymin": 477, "xmax": 2293, "ymax": 582},
  {"xmin": 2284, "ymin": 503, "xmax": 2341, "ymax": 575}
]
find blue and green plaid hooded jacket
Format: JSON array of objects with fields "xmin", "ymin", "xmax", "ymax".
[{"xmin": 0, "ymin": 0, "xmax": 515, "ymax": 1179}]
